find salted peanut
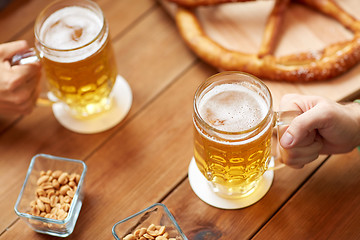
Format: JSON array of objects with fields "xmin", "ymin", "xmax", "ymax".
[
  {"xmin": 36, "ymin": 188, "xmax": 46, "ymax": 197},
  {"xmin": 140, "ymin": 228, "xmax": 147, "ymax": 236},
  {"xmin": 63, "ymin": 195, "xmax": 71, "ymax": 203},
  {"xmin": 59, "ymin": 185, "xmax": 71, "ymax": 195},
  {"xmin": 57, "ymin": 209, "xmax": 67, "ymax": 220},
  {"xmin": 123, "ymin": 234, "xmax": 136, "ymax": 240},
  {"xmin": 139, "ymin": 237, "xmax": 146, "ymax": 240},
  {"xmin": 61, "ymin": 203, "xmax": 71, "ymax": 212},
  {"xmin": 41, "ymin": 182, "xmax": 54, "ymax": 190},
  {"xmin": 50, "ymin": 195, "xmax": 59, "ymax": 207},
  {"xmin": 148, "ymin": 224, "xmax": 166, "ymax": 237},
  {"xmin": 37, "ymin": 199, "xmax": 45, "ymax": 212},
  {"xmin": 162, "ymin": 232, "xmax": 169, "ymax": 238},
  {"xmin": 40, "ymin": 212, "xmax": 46, "ymax": 217},
  {"xmin": 148, "ymin": 229, "xmax": 158, "ymax": 236},
  {"xmin": 37, "ymin": 175, "xmax": 49, "ymax": 185},
  {"xmin": 39, "ymin": 196, "xmax": 50, "ymax": 204},
  {"xmin": 75, "ymin": 174, "xmax": 80, "ymax": 184},
  {"xmin": 143, "ymin": 233, "xmax": 154, "ymax": 239},
  {"xmin": 46, "ymin": 170, "xmax": 52, "ymax": 176},
  {"xmin": 68, "ymin": 180, "xmax": 76, "ymax": 188},
  {"xmin": 50, "ymin": 207, "xmax": 58, "ymax": 215},
  {"xmin": 51, "ymin": 179, "xmax": 60, "ymax": 189},
  {"xmin": 58, "ymin": 172, "xmax": 69, "ymax": 185},
  {"xmin": 31, "ymin": 205, "xmax": 40, "ymax": 216},
  {"xmin": 134, "ymin": 229, "xmax": 141, "ymax": 238},
  {"xmin": 45, "ymin": 203, "xmax": 51, "ymax": 213},
  {"xmin": 69, "ymin": 173, "xmax": 77, "ymax": 182},
  {"xmin": 46, "ymin": 189, "xmax": 55, "ymax": 198},
  {"xmin": 169, "ymin": 238, "xmax": 176, "ymax": 240},
  {"xmin": 155, "ymin": 236, "xmax": 168, "ymax": 240},
  {"xmin": 146, "ymin": 224, "xmax": 158, "ymax": 237},
  {"xmin": 52, "ymin": 170, "xmax": 62, "ymax": 179},
  {"xmin": 57, "ymin": 212, "xmax": 67, "ymax": 221},
  {"xmin": 157, "ymin": 226, "xmax": 166, "ymax": 236},
  {"xmin": 66, "ymin": 189, "xmax": 75, "ymax": 198},
  {"xmin": 59, "ymin": 195, "xmax": 65, "ymax": 204},
  {"xmin": 147, "ymin": 224, "xmax": 156, "ymax": 232}
]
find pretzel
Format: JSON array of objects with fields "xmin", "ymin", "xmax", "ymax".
[{"xmin": 167, "ymin": 0, "xmax": 360, "ymax": 82}]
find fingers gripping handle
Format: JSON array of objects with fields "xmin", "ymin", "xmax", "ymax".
[
  {"xmin": 267, "ymin": 110, "xmax": 302, "ymax": 171},
  {"xmin": 276, "ymin": 110, "xmax": 302, "ymax": 126},
  {"xmin": 11, "ymin": 49, "xmax": 54, "ymax": 107},
  {"xmin": 11, "ymin": 48, "xmax": 38, "ymax": 65}
]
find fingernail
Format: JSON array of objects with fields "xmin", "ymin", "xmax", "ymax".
[{"xmin": 281, "ymin": 131, "xmax": 294, "ymax": 147}]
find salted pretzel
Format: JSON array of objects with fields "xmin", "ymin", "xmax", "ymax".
[{"xmin": 167, "ymin": 0, "xmax": 360, "ymax": 82}]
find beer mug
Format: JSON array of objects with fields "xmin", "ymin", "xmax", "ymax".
[
  {"xmin": 12, "ymin": 0, "xmax": 132, "ymax": 134},
  {"xmin": 192, "ymin": 71, "xmax": 299, "ymax": 200},
  {"xmin": 12, "ymin": 0, "xmax": 119, "ymax": 119}
]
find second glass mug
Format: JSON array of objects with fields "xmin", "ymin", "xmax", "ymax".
[
  {"xmin": 12, "ymin": 0, "xmax": 118, "ymax": 118},
  {"xmin": 193, "ymin": 71, "xmax": 299, "ymax": 198}
]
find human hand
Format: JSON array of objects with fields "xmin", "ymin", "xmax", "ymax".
[
  {"xmin": 0, "ymin": 40, "xmax": 41, "ymax": 115},
  {"xmin": 278, "ymin": 94, "xmax": 360, "ymax": 169}
]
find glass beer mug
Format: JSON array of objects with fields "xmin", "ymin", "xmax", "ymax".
[
  {"xmin": 192, "ymin": 71, "xmax": 299, "ymax": 202},
  {"xmin": 12, "ymin": 0, "xmax": 132, "ymax": 134}
]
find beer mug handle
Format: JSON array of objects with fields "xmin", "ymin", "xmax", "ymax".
[
  {"xmin": 11, "ymin": 48, "xmax": 38, "ymax": 65},
  {"xmin": 11, "ymin": 49, "xmax": 54, "ymax": 107},
  {"xmin": 268, "ymin": 110, "xmax": 302, "ymax": 171}
]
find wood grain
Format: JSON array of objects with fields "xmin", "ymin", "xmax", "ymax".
[
  {"xmin": 253, "ymin": 149, "xmax": 360, "ymax": 239},
  {"xmin": 1, "ymin": 0, "xmax": 360, "ymax": 239}
]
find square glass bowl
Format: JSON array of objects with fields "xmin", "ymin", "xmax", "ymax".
[
  {"xmin": 14, "ymin": 153, "xmax": 87, "ymax": 237},
  {"xmin": 112, "ymin": 203, "xmax": 188, "ymax": 240}
]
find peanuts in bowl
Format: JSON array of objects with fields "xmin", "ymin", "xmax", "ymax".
[
  {"xmin": 123, "ymin": 223, "xmax": 177, "ymax": 240},
  {"xmin": 29, "ymin": 169, "xmax": 81, "ymax": 220},
  {"xmin": 112, "ymin": 203, "xmax": 187, "ymax": 240},
  {"xmin": 14, "ymin": 154, "xmax": 87, "ymax": 237}
]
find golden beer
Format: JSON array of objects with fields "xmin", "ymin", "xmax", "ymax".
[
  {"xmin": 34, "ymin": 0, "xmax": 117, "ymax": 118},
  {"xmin": 193, "ymin": 72, "xmax": 274, "ymax": 198}
]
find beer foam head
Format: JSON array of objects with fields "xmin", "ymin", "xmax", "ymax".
[
  {"xmin": 40, "ymin": 6, "xmax": 102, "ymax": 50},
  {"xmin": 198, "ymin": 83, "xmax": 268, "ymax": 132}
]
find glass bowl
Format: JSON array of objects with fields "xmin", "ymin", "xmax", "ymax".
[
  {"xmin": 112, "ymin": 203, "xmax": 188, "ymax": 240},
  {"xmin": 14, "ymin": 153, "xmax": 87, "ymax": 237}
]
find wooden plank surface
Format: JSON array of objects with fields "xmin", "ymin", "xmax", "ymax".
[
  {"xmin": 1, "ymin": 0, "xmax": 360, "ymax": 239},
  {"xmin": 253, "ymin": 149, "xmax": 360, "ymax": 239}
]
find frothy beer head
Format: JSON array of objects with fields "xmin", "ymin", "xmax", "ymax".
[
  {"xmin": 38, "ymin": 6, "xmax": 105, "ymax": 62},
  {"xmin": 198, "ymin": 83, "xmax": 268, "ymax": 133}
]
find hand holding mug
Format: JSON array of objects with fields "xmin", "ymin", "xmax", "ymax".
[
  {"xmin": 10, "ymin": 0, "xmax": 132, "ymax": 134},
  {"xmin": 279, "ymin": 94, "xmax": 360, "ymax": 169},
  {"xmin": 0, "ymin": 40, "xmax": 41, "ymax": 115}
]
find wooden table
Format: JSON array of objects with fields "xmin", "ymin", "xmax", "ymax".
[{"xmin": 1, "ymin": 0, "xmax": 360, "ymax": 239}]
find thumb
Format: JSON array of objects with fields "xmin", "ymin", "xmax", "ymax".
[{"xmin": 280, "ymin": 107, "xmax": 324, "ymax": 148}]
